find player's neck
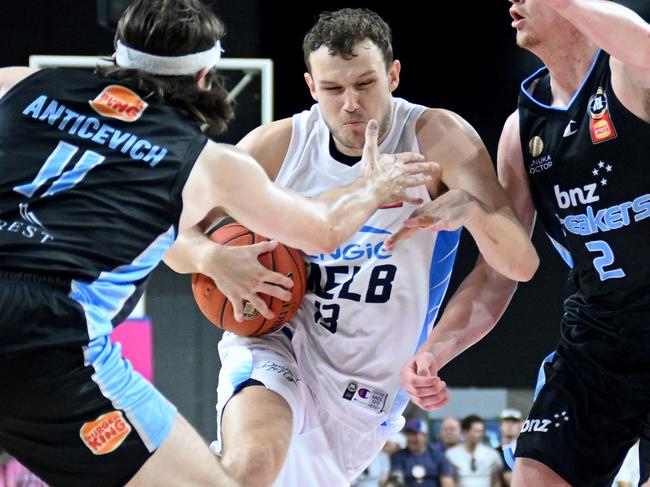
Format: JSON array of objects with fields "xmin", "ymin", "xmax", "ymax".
[
  {"xmin": 543, "ymin": 42, "xmax": 599, "ymax": 107},
  {"xmin": 329, "ymin": 135, "xmax": 362, "ymax": 166}
]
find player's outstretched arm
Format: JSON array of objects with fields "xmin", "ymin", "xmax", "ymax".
[
  {"xmin": 180, "ymin": 119, "xmax": 436, "ymax": 255},
  {"xmin": 541, "ymin": 0, "xmax": 650, "ymax": 72},
  {"xmin": 0, "ymin": 67, "xmax": 37, "ymax": 99},
  {"xmin": 401, "ymin": 111, "xmax": 538, "ymax": 410},
  {"xmin": 387, "ymin": 109, "xmax": 538, "ymax": 282}
]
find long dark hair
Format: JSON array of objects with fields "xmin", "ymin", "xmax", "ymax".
[{"xmin": 96, "ymin": 0, "xmax": 234, "ymax": 136}]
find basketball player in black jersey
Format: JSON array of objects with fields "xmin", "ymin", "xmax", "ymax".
[
  {"xmin": 0, "ymin": 1, "xmax": 437, "ymax": 486},
  {"xmin": 396, "ymin": 1, "xmax": 650, "ymax": 486}
]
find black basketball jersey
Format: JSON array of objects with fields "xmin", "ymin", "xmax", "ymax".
[
  {"xmin": 0, "ymin": 69, "xmax": 207, "ymax": 319},
  {"xmin": 518, "ymin": 50, "xmax": 650, "ymax": 313}
]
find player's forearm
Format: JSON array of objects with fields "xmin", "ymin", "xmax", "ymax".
[
  {"xmin": 163, "ymin": 225, "xmax": 215, "ymax": 275},
  {"xmin": 418, "ymin": 259, "xmax": 518, "ymax": 369},
  {"xmin": 548, "ymin": 0, "xmax": 650, "ymax": 67},
  {"xmin": 311, "ymin": 176, "xmax": 384, "ymax": 251},
  {"xmin": 464, "ymin": 203, "xmax": 539, "ymax": 282}
]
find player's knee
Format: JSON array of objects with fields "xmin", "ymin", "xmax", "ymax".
[{"xmin": 221, "ymin": 439, "xmax": 286, "ymax": 487}]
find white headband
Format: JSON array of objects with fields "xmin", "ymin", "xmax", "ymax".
[{"xmin": 115, "ymin": 40, "xmax": 223, "ymax": 76}]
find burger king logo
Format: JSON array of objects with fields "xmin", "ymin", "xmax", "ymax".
[
  {"xmin": 89, "ymin": 85, "xmax": 148, "ymax": 122},
  {"xmin": 80, "ymin": 411, "xmax": 132, "ymax": 455}
]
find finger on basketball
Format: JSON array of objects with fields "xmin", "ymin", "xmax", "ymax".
[
  {"xmin": 246, "ymin": 295, "xmax": 274, "ymax": 320},
  {"xmin": 258, "ymin": 283, "xmax": 292, "ymax": 302},
  {"xmin": 264, "ymin": 271, "xmax": 294, "ymax": 290},
  {"xmin": 231, "ymin": 300, "xmax": 245, "ymax": 322},
  {"xmin": 253, "ymin": 239, "xmax": 279, "ymax": 255},
  {"xmin": 192, "ymin": 220, "xmax": 307, "ymax": 336}
]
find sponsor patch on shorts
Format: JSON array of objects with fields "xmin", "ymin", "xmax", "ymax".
[{"xmin": 80, "ymin": 411, "xmax": 132, "ymax": 455}]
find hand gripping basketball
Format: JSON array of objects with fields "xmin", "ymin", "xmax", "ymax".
[{"xmin": 192, "ymin": 220, "xmax": 307, "ymax": 336}]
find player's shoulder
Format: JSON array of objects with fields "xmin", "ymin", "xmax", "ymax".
[
  {"xmin": 238, "ymin": 118, "xmax": 292, "ymax": 152},
  {"xmin": 416, "ymin": 108, "xmax": 475, "ymax": 134},
  {"xmin": 503, "ymin": 109, "xmax": 520, "ymax": 131},
  {"xmin": 415, "ymin": 108, "xmax": 482, "ymax": 151},
  {"xmin": 498, "ymin": 110, "xmax": 522, "ymax": 154},
  {"xmin": 0, "ymin": 67, "xmax": 39, "ymax": 99},
  {"xmin": 202, "ymin": 140, "xmax": 251, "ymax": 164},
  {"xmin": 237, "ymin": 118, "xmax": 293, "ymax": 180}
]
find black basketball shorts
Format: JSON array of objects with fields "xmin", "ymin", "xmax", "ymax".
[{"xmin": 0, "ymin": 271, "xmax": 176, "ymax": 487}]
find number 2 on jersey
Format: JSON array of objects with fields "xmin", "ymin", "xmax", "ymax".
[{"xmin": 585, "ymin": 240, "xmax": 625, "ymax": 281}]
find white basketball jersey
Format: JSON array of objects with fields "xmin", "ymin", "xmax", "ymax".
[{"xmin": 276, "ymin": 97, "xmax": 461, "ymax": 432}]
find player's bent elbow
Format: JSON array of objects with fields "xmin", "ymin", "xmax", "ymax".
[
  {"xmin": 512, "ymin": 252, "xmax": 539, "ymax": 282},
  {"xmin": 290, "ymin": 220, "xmax": 339, "ymax": 255},
  {"xmin": 311, "ymin": 226, "xmax": 340, "ymax": 255},
  {"xmin": 491, "ymin": 252, "xmax": 538, "ymax": 282}
]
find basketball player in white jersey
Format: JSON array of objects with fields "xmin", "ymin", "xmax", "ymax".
[{"xmin": 173, "ymin": 8, "xmax": 538, "ymax": 487}]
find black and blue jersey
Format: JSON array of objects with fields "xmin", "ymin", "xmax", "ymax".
[
  {"xmin": 0, "ymin": 68, "xmax": 207, "ymax": 325},
  {"xmin": 518, "ymin": 51, "xmax": 650, "ymax": 317}
]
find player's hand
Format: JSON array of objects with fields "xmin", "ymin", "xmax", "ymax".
[
  {"xmin": 400, "ymin": 351, "xmax": 449, "ymax": 411},
  {"xmin": 204, "ymin": 241, "xmax": 294, "ymax": 322},
  {"xmin": 361, "ymin": 119, "xmax": 439, "ymax": 206},
  {"xmin": 385, "ymin": 189, "xmax": 480, "ymax": 250}
]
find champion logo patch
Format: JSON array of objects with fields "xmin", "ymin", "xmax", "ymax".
[{"xmin": 80, "ymin": 411, "xmax": 132, "ymax": 455}]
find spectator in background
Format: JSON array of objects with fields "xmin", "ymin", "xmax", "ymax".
[
  {"xmin": 496, "ymin": 409, "xmax": 522, "ymax": 486},
  {"xmin": 434, "ymin": 417, "xmax": 463, "ymax": 453},
  {"xmin": 382, "ymin": 475, "xmax": 408, "ymax": 487},
  {"xmin": 0, "ymin": 447, "xmax": 48, "ymax": 487},
  {"xmin": 386, "ymin": 433, "xmax": 408, "ymax": 456},
  {"xmin": 446, "ymin": 415, "xmax": 502, "ymax": 487},
  {"xmin": 390, "ymin": 418, "xmax": 454, "ymax": 487},
  {"xmin": 353, "ymin": 433, "xmax": 405, "ymax": 487}
]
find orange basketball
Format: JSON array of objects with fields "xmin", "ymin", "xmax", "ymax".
[{"xmin": 191, "ymin": 219, "xmax": 307, "ymax": 336}]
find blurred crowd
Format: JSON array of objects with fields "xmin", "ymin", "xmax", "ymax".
[{"xmin": 352, "ymin": 408, "xmax": 641, "ymax": 487}]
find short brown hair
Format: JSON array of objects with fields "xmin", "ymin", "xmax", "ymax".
[
  {"xmin": 302, "ymin": 8, "xmax": 393, "ymax": 73},
  {"xmin": 97, "ymin": 0, "xmax": 233, "ymax": 136}
]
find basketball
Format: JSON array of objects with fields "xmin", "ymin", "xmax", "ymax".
[{"xmin": 191, "ymin": 219, "xmax": 307, "ymax": 336}]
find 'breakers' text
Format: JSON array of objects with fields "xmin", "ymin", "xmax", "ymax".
[
  {"xmin": 558, "ymin": 193, "xmax": 650, "ymax": 236},
  {"xmin": 22, "ymin": 96, "xmax": 167, "ymax": 166}
]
